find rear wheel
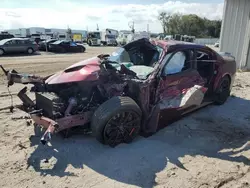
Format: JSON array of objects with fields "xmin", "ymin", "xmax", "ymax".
[
  {"xmin": 0, "ymin": 49, "xmax": 4, "ymax": 56},
  {"xmin": 214, "ymin": 76, "xmax": 231, "ymax": 105},
  {"xmin": 91, "ymin": 96, "xmax": 142, "ymax": 147}
]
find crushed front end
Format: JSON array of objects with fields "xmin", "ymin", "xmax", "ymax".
[{"xmin": 0, "ymin": 65, "xmax": 101, "ymax": 145}]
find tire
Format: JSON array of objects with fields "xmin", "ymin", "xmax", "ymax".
[
  {"xmin": 91, "ymin": 96, "xmax": 142, "ymax": 147},
  {"xmin": 214, "ymin": 76, "xmax": 231, "ymax": 105},
  {"xmin": 88, "ymin": 41, "xmax": 92, "ymax": 46},
  {"xmin": 0, "ymin": 49, "xmax": 4, "ymax": 56},
  {"xmin": 27, "ymin": 48, "xmax": 34, "ymax": 54}
]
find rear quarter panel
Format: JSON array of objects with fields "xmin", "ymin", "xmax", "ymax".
[
  {"xmin": 213, "ymin": 54, "xmax": 236, "ymax": 91},
  {"xmin": 33, "ymin": 44, "xmax": 39, "ymax": 51}
]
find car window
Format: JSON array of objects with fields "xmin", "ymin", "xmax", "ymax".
[
  {"xmin": 162, "ymin": 51, "xmax": 190, "ymax": 76},
  {"xmin": 6, "ymin": 40, "xmax": 19, "ymax": 45},
  {"xmin": 16, "ymin": 40, "xmax": 26, "ymax": 45},
  {"xmin": 5, "ymin": 40, "xmax": 13, "ymax": 45},
  {"xmin": 156, "ymin": 45, "xmax": 164, "ymax": 59},
  {"xmin": 63, "ymin": 42, "xmax": 70, "ymax": 45},
  {"xmin": 196, "ymin": 50, "xmax": 212, "ymax": 61},
  {"xmin": 70, "ymin": 42, "xmax": 77, "ymax": 46}
]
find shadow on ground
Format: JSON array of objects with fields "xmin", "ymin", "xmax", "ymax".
[{"xmin": 27, "ymin": 96, "xmax": 250, "ymax": 187}]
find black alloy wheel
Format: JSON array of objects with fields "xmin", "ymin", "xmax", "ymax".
[
  {"xmin": 214, "ymin": 76, "xmax": 231, "ymax": 105},
  {"xmin": 103, "ymin": 111, "xmax": 141, "ymax": 147}
]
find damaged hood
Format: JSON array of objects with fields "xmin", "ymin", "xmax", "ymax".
[{"xmin": 45, "ymin": 57, "xmax": 101, "ymax": 84}]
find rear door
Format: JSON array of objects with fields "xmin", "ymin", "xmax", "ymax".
[
  {"xmin": 61, "ymin": 41, "xmax": 70, "ymax": 52},
  {"xmin": 194, "ymin": 48, "xmax": 217, "ymax": 95},
  {"xmin": 156, "ymin": 48, "xmax": 207, "ymax": 123},
  {"xmin": 16, "ymin": 40, "xmax": 27, "ymax": 52},
  {"xmin": 4, "ymin": 40, "xmax": 19, "ymax": 53}
]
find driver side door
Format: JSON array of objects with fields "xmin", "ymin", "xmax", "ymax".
[
  {"xmin": 156, "ymin": 49, "xmax": 207, "ymax": 124},
  {"xmin": 4, "ymin": 40, "xmax": 19, "ymax": 53}
]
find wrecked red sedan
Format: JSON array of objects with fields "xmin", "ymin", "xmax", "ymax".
[{"xmin": 1, "ymin": 38, "xmax": 236, "ymax": 147}]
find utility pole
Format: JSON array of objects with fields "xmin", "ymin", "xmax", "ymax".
[{"xmin": 128, "ymin": 21, "xmax": 135, "ymax": 33}]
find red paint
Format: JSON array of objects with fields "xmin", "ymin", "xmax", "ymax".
[
  {"xmin": 45, "ymin": 57, "xmax": 101, "ymax": 84},
  {"xmin": 129, "ymin": 127, "xmax": 135, "ymax": 136}
]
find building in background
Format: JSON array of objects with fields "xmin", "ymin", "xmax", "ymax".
[
  {"xmin": 4, "ymin": 27, "xmax": 88, "ymax": 40},
  {"xmin": 220, "ymin": 0, "xmax": 250, "ymax": 69}
]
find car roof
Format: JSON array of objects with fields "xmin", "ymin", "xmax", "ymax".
[
  {"xmin": 153, "ymin": 39, "xmax": 208, "ymax": 52},
  {"xmin": 10, "ymin": 38, "xmax": 29, "ymax": 40},
  {"xmin": 0, "ymin": 37, "xmax": 32, "ymax": 45}
]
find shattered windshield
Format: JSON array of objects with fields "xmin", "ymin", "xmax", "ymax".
[
  {"xmin": 156, "ymin": 45, "xmax": 164, "ymax": 59},
  {"xmin": 108, "ymin": 47, "xmax": 131, "ymax": 63},
  {"xmin": 108, "ymin": 47, "xmax": 155, "ymax": 79}
]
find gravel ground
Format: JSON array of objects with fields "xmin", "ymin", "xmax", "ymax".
[{"xmin": 0, "ymin": 46, "xmax": 249, "ymax": 188}]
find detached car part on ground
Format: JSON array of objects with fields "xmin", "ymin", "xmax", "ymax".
[{"xmin": 1, "ymin": 38, "xmax": 236, "ymax": 147}]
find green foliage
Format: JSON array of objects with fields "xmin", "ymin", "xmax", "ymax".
[{"xmin": 158, "ymin": 12, "xmax": 222, "ymax": 38}]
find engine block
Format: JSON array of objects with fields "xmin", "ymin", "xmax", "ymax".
[{"xmin": 35, "ymin": 92, "xmax": 65, "ymax": 118}]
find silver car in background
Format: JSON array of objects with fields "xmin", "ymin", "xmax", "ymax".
[{"xmin": 0, "ymin": 38, "xmax": 38, "ymax": 56}]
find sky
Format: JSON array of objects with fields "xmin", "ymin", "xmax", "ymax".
[{"xmin": 0, "ymin": 0, "xmax": 224, "ymax": 33}]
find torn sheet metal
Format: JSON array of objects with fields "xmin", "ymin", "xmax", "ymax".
[{"xmin": 159, "ymin": 85, "xmax": 207, "ymax": 109}]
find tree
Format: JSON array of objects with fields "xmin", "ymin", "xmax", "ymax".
[
  {"xmin": 158, "ymin": 12, "xmax": 171, "ymax": 34},
  {"xmin": 158, "ymin": 11, "xmax": 222, "ymax": 38}
]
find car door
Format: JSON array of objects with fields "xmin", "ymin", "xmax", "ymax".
[
  {"xmin": 4, "ymin": 40, "xmax": 19, "ymax": 53},
  {"xmin": 62, "ymin": 41, "xmax": 70, "ymax": 52},
  {"xmin": 69, "ymin": 41, "xmax": 78, "ymax": 52},
  {"xmin": 16, "ymin": 40, "xmax": 26, "ymax": 52},
  {"xmin": 194, "ymin": 48, "xmax": 217, "ymax": 94},
  {"xmin": 156, "ymin": 49, "xmax": 207, "ymax": 123}
]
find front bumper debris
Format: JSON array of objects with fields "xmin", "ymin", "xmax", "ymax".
[
  {"xmin": 30, "ymin": 111, "xmax": 93, "ymax": 145},
  {"xmin": 0, "ymin": 65, "xmax": 93, "ymax": 145}
]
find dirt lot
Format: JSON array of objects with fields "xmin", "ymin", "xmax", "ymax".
[{"xmin": 0, "ymin": 46, "xmax": 249, "ymax": 188}]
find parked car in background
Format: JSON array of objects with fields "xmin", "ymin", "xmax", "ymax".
[
  {"xmin": 0, "ymin": 38, "xmax": 38, "ymax": 56},
  {"xmin": 0, "ymin": 32, "xmax": 14, "ymax": 41},
  {"xmin": 49, "ymin": 40, "xmax": 86, "ymax": 53},
  {"xmin": 39, "ymin": 39, "xmax": 58, "ymax": 51}
]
